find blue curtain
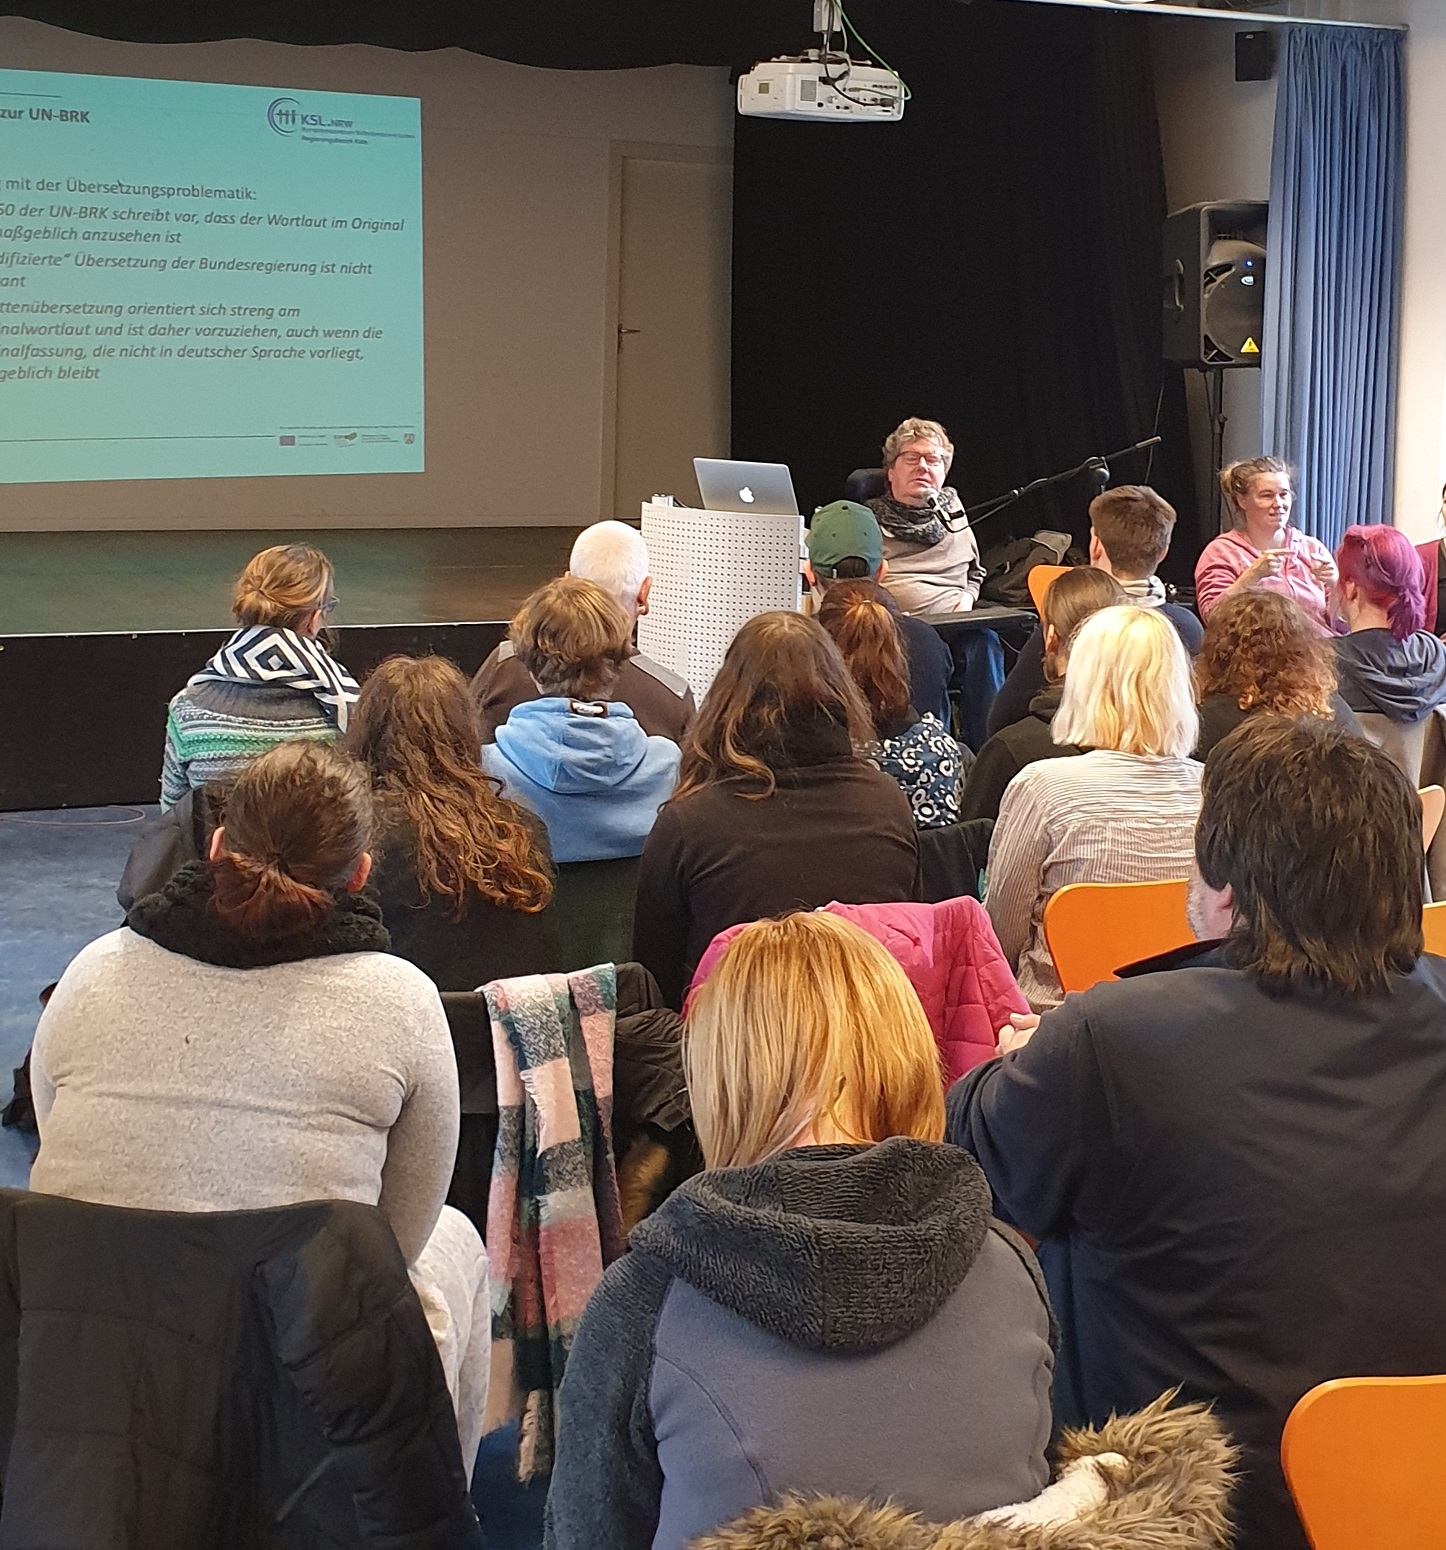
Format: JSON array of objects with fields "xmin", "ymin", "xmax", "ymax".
[{"xmin": 1262, "ymin": 26, "xmax": 1403, "ymax": 548}]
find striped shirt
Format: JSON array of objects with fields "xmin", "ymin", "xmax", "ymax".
[{"xmin": 985, "ymin": 749, "xmax": 1204, "ymax": 1010}]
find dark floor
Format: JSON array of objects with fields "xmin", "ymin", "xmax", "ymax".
[{"xmin": 0, "ymin": 526, "xmax": 583, "ymax": 634}]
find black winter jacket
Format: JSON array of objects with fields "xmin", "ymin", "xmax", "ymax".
[{"xmin": 0, "ymin": 1190, "xmax": 481, "ymax": 1550}]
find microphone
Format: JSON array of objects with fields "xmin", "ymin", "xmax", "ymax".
[{"xmin": 925, "ymin": 490, "xmax": 967, "ymax": 531}]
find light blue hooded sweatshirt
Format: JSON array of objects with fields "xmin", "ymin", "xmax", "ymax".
[{"xmin": 481, "ymin": 697, "xmax": 680, "ymax": 864}]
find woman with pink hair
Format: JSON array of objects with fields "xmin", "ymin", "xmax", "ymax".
[{"xmin": 1333, "ymin": 524, "xmax": 1446, "ymax": 724}]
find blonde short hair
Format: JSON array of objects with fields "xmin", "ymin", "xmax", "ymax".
[
  {"xmin": 684, "ymin": 912, "xmax": 945, "ymax": 1171},
  {"xmin": 882, "ymin": 417, "xmax": 954, "ymax": 468},
  {"xmin": 1052, "ymin": 605, "xmax": 1199, "ymax": 759}
]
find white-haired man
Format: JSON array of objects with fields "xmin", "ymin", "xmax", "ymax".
[{"xmin": 471, "ymin": 520, "xmax": 695, "ymax": 743}]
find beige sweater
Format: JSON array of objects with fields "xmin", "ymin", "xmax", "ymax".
[{"xmin": 30, "ymin": 928, "xmax": 458, "ymax": 1267}]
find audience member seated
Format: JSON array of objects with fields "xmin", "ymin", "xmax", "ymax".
[
  {"xmin": 988, "ymin": 485, "xmax": 1202, "ymax": 737},
  {"xmin": 961, "ymin": 568, "xmax": 1127, "ymax": 822},
  {"xmin": 804, "ymin": 499, "xmax": 953, "ymax": 726},
  {"xmin": 817, "ymin": 581, "xmax": 968, "ymax": 829},
  {"xmin": 350, "ymin": 655, "xmax": 560, "ymax": 989},
  {"xmin": 950, "ymin": 717, "xmax": 1446, "ymax": 1550},
  {"xmin": 160, "ymin": 543, "xmax": 357, "ymax": 808},
  {"xmin": 482, "ymin": 578, "xmax": 680, "ymax": 864},
  {"xmin": 1332, "ymin": 522, "xmax": 1446, "ymax": 725},
  {"xmin": 546, "ymin": 913, "xmax": 1055, "ymax": 1550},
  {"xmin": 1194, "ymin": 457, "xmax": 1337, "ymax": 628},
  {"xmin": 471, "ymin": 519, "xmax": 695, "ymax": 743},
  {"xmin": 632, "ymin": 612, "xmax": 921, "ymax": 1009},
  {"xmin": 30, "ymin": 741, "xmax": 490, "ymax": 1469},
  {"xmin": 986, "ymin": 606, "xmax": 1202, "ymax": 1010},
  {"xmin": 1194, "ymin": 590, "xmax": 1363, "ymax": 760}
]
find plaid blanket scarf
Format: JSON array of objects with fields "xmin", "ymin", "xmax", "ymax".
[{"xmin": 484, "ymin": 963, "xmax": 626, "ymax": 1478}]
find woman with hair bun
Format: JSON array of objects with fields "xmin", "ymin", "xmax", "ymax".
[
  {"xmin": 816, "ymin": 580, "xmax": 967, "ymax": 829},
  {"xmin": 32, "ymin": 740, "xmax": 490, "ymax": 1468},
  {"xmin": 160, "ymin": 543, "xmax": 359, "ymax": 808},
  {"xmin": 1332, "ymin": 523, "xmax": 1446, "ymax": 724},
  {"xmin": 1194, "ymin": 458, "xmax": 1337, "ymax": 628}
]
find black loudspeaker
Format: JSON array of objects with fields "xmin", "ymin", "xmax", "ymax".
[
  {"xmin": 1163, "ymin": 201, "xmax": 1268, "ymax": 368},
  {"xmin": 1235, "ymin": 30, "xmax": 1276, "ymax": 82}
]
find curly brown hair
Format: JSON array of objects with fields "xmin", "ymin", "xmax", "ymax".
[
  {"xmin": 673, "ymin": 612, "xmax": 874, "ymax": 802},
  {"xmin": 349, "ymin": 656, "xmax": 553, "ymax": 919},
  {"xmin": 1194, "ymin": 590, "xmax": 1337, "ymax": 719}
]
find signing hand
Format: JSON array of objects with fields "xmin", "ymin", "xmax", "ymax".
[
  {"xmin": 998, "ymin": 1012, "xmax": 1041, "ymax": 1055},
  {"xmin": 1237, "ymin": 549, "xmax": 1287, "ymax": 588},
  {"xmin": 1310, "ymin": 553, "xmax": 1338, "ymax": 587}
]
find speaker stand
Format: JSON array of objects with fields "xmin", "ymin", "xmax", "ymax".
[{"xmin": 1201, "ymin": 365, "xmax": 1229, "ymax": 532}]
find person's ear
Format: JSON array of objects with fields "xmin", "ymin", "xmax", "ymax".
[
  {"xmin": 1088, "ymin": 530, "xmax": 1106, "ymax": 571},
  {"xmin": 345, "ymin": 853, "xmax": 372, "ymax": 894},
  {"xmin": 876, "ymin": 559, "xmax": 889, "ymax": 582},
  {"xmin": 636, "ymin": 576, "xmax": 652, "ymax": 617},
  {"xmin": 1043, "ymin": 623, "xmax": 1060, "ymax": 656},
  {"xmin": 208, "ymin": 826, "xmax": 227, "ymax": 862}
]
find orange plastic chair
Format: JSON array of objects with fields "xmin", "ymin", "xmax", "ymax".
[
  {"xmin": 1423, "ymin": 902, "xmax": 1446, "ymax": 958},
  {"xmin": 1282, "ymin": 1376, "xmax": 1446, "ymax": 1550},
  {"xmin": 1421, "ymin": 786, "xmax": 1445, "ymax": 851},
  {"xmin": 1026, "ymin": 563, "xmax": 1071, "ymax": 616},
  {"xmin": 1043, "ymin": 879, "xmax": 1194, "ymax": 995}
]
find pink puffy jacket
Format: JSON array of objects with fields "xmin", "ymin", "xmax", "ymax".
[{"xmin": 686, "ymin": 897, "xmax": 1028, "ymax": 1082}]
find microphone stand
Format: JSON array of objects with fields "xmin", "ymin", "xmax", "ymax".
[{"xmin": 957, "ymin": 436, "xmax": 1163, "ymax": 529}]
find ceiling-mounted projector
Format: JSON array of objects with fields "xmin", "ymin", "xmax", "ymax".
[
  {"xmin": 737, "ymin": 1, "xmax": 907, "ymax": 123},
  {"xmin": 738, "ymin": 57, "xmax": 905, "ymax": 122}
]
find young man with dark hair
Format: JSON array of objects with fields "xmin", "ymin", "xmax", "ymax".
[
  {"xmin": 986, "ymin": 485, "xmax": 1203, "ymax": 737},
  {"xmin": 948, "ymin": 716, "xmax": 1446, "ymax": 1550}
]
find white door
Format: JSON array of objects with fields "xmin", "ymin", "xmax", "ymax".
[{"xmin": 611, "ymin": 153, "xmax": 732, "ymax": 520}]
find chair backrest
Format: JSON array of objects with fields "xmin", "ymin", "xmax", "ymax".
[
  {"xmin": 843, "ymin": 466, "xmax": 886, "ymax": 505},
  {"xmin": 1282, "ymin": 1376, "xmax": 1446, "ymax": 1549},
  {"xmin": 1356, "ymin": 711, "xmax": 1430, "ymax": 786},
  {"xmin": 551, "ymin": 854, "xmax": 641, "ymax": 973},
  {"xmin": 1026, "ymin": 563, "xmax": 1071, "ymax": 616},
  {"xmin": 917, "ymin": 818, "xmax": 993, "ymax": 904},
  {"xmin": 1044, "ymin": 878, "xmax": 1194, "ymax": 994},
  {"xmin": 1421, "ymin": 785, "xmax": 1445, "ymax": 851},
  {"xmin": 1423, "ymin": 901, "xmax": 1446, "ymax": 957}
]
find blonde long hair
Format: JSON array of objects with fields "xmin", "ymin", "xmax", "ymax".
[
  {"xmin": 684, "ymin": 913, "xmax": 945, "ymax": 1170},
  {"xmin": 1052, "ymin": 604, "xmax": 1198, "ymax": 758}
]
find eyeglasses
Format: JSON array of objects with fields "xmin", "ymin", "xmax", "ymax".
[
  {"xmin": 896, "ymin": 450, "xmax": 948, "ymax": 470},
  {"xmin": 319, "ymin": 596, "xmax": 339, "ymax": 616}
]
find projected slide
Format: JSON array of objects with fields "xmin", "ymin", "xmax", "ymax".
[{"xmin": 0, "ymin": 69, "xmax": 422, "ymax": 484}]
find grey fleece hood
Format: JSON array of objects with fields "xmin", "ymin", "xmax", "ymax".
[
  {"xmin": 1335, "ymin": 628, "xmax": 1446, "ymax": 724},
  {"xmin": 629, "ymin": 1137, "xmax": 991, "ymax": 1352}
]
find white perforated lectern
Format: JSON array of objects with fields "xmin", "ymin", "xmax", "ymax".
[{"xmin": 636, "ymin": 501, "xmax": 803, "ymax": 699}]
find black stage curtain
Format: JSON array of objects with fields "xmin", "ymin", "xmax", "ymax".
[
  {"xmin": 12, "ymin": 0, "xmax": 1198, "ymax": 568},
  {"xmin": 731, "ymin": 1, "xmax": 1197, "ymax": 572}
]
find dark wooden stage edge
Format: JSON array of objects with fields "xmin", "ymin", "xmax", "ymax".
[{"xmin": 0, "ymin": 622, "xmax": 506, "ymax": 811}]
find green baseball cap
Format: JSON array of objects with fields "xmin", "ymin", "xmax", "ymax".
[{"xmin": 807, "ymin": 501, "xmax": 884, "ymax": 578}]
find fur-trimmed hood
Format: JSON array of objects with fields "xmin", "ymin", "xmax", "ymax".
[{"xmin": 685, "ymin": 1394, "xmax": 1237, "ymax": 1550}]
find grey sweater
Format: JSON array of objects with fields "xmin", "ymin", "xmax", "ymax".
[
  {"xmin": 544, "ymin": 1138, "xmax": 1054, "ymax": 1550},
  {"xmin": 31, "ymin": 927, "xmax": 459, "ymax": 1268}
]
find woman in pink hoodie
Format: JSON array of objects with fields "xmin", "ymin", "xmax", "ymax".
[{"xmin": 1194, "ymin": 458, "xmax": 1337, "ymax": 630}]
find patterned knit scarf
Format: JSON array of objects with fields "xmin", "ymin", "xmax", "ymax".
[
  {"xmin": 484, "ymin": 964, "xmax": 625, "ymax": 1479},
  {"xmin": 869, "ymin": 490, "xmax": 957, "ymax": 548},
  {"xmin": 189, "ymin": 626, "xmax": 360, "ymax": 733}
]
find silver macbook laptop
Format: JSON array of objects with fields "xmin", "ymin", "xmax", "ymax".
[{"xmin": 694, "ymin": 458, "xmax": 800, "ymax": 516}]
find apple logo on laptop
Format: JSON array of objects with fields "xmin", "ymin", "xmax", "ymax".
[{"xmin": 738, "ymin": 486, "xmax": 755, "ymax": 504}]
